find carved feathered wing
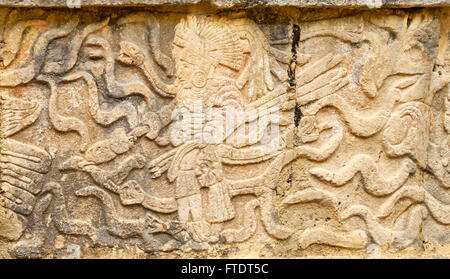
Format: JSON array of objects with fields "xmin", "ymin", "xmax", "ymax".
[
  {"xmin": 1, "ymin": 95, "xmax": 42, "ymax": 137},
  {"xmin": 0, "ymin": 139, "xmax": 52, "ymax": 215}
]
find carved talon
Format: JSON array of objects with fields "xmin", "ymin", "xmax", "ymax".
[{"xmin": 145, "ymin": 215, "xmax": 167, "ymax": 233}]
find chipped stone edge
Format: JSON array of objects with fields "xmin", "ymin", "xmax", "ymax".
[{"xmin": 0, "ymin": 0, "xmax": 448, "ymax": 9}]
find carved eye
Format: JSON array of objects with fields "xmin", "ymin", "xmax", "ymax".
[
  {"xmin": 84, "ymin": 47, "xmax": 105, "ymax": 60},
  {"xmin": 191, "ymin": 70, "xmax": 207, "ymax": 88}
]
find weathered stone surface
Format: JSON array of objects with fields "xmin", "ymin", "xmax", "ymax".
[
  {"xmin": 0, "ymin": 0, "xmax": 448, "ymax": 8},
  {"xmin": 0, "ymin": 4, "xmax": 449, "ymax": 259}
]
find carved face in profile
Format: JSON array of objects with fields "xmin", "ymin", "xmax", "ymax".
[
  {"xmin": 172, "ymin": 45, "xmax": 214, "ymax": 93},
  {"xmin": 171, "ymin": 15, "xmax": 244, "ymax": 106}
]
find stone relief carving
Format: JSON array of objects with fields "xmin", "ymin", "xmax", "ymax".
[{"xmin": 0, "ymin": 7, "xmax": 449, "ymax": 258}]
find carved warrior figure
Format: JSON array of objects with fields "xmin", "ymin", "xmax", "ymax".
[
  {"xmin": 167, "ymin": 16, "xmax": 242, "ymax": 234},
  {"xmin": 149, "ymin": 15, "xmax": 289, "ymax": 242},
  {"xmin": 148, "ymin": 15, "xmax": 359, "ymax": 245}
]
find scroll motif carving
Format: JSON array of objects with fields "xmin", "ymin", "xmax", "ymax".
[{"xmin": 0, "ymin": 7, "xmax": 449, "ymax": 258}]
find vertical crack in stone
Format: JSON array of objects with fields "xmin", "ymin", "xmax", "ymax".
[
  {"xmin": 288, "ymin": 24, "xmax": 300, "ymax": 88},
  {"xmin": 294, "ymin": 103, "xmax": 303, "ymax": 128},
  {"xmin": 286, "ymin": 23, "xmax": 301, "ymax": 190},
  {"xmin": 290, "ymin": 24, "xmax": 302, "ymax": 128}
]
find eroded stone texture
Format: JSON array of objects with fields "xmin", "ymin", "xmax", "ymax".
[
  {"xmin": 0, "ymin": 5, "xmax": 449, "ymax": 258},
  {"xmin": 0, "ymin": 0, "xmax": 448, "ymax": 8}
]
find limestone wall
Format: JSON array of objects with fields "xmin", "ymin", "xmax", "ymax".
[{"xmin": 0, "ymin": 1, "xmax": 449, "ymax": 258}]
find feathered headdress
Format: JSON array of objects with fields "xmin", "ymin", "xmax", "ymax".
[{"xmin": 173, "ymin": 15, "xmax": 243, "ymax": 71}]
